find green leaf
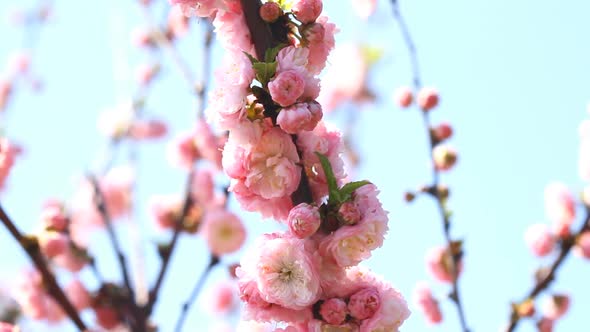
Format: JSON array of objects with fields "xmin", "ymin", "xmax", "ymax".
[
  {"xmin": 339, "ymin": 180, "xmax": 371, "ymax": 202},
  {"xmin": 315, "ymin": 152, "xmax": 341, "ymax": 204},
  {"xmin": 253, "ymin": 61, "xmax": 278, "ymax": 86},
  {"xmin": 243, "ymin": 51, "xmax": 259, "ymax": 64},
  {"xmin": 264, "ymin": 44, "xmax": 287, "ymax": 63}
]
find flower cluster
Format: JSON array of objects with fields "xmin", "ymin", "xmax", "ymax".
[{"xmin": 173, "ymin": 0, "xmax": 409, "ymax": 330}]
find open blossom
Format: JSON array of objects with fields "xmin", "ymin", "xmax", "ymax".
[
  {"xmin": 426, "ymin": 246, "xmax": 461, "ymax": 283},
  {"xmin": 201, "ymin": 209, "xmax": 246, "ymax": 256},
  {"xmin": 204, "ymin": 281, "xmax": 238, "ymax": 314},
  {"xmin": 525, "ymin": 223, "xmax": 555, "ymax": 257},
  {"xmin": 277, "ymin": 102, "xmax": 322, "ymax": 134},
  {"xmin": 167, "ymin": 131, "xmax": 201, "ymax": 169},
  {"xmin": 287, "ymin": 203, "xmax": 321, "ymax": 238},
  {"xmin": 348, "ymin": 287, "xmax": 380, "ymax": 320},
  {"xmin": 14, "ymin": 271, "xmax": 65, "ymax": 322},
  {"xmin": 167, "ymin": 6, "xmax": 190, "ymax": 38},
  {"xmin": 292, "ymin": 0, "xmax": 323, "ymax": 24},
  {"xmin": 239, "ymin": 233, "xmax": 321, "ymax": 310},
  {"xmin": 306, "ymin": 16, "xmax": 337, "ymax": 75},
  {"xmin": 413, "ymin": 282, "xmax": 443, "ymax": 325},
  {"xmin": 544, "ymin": 182, "xmax": 576, "ymax": 237}
]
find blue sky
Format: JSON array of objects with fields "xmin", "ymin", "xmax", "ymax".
[{"xmin": 0, "ymin": 0, "xmax": 589, "ymax": 331}]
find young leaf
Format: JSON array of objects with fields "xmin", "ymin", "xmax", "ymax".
[
  {"xmin": 339, "ymin": 180, "xmax": 371, "ymax": 202},
  {"xmin": 253, "ymin": 61, "xmax": 278, "ymax": 86},
  {"xmin": 243, "ymin": 51, "xmax": 259, "ymax": 64},
  {"xmin": 264, "ymin": 43, "xmax": 287, "ymax": 63},
  {"xmin": 315, "ymin": 152, "xmax": 341, "ymax": 204}
]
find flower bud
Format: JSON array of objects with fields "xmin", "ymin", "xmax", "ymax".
[
  {"xmin": 259, "ymin": 2, "xmax": 282, "ymax": 23},
  {"xmin": 433, "ymin": 145, "xmax": 457, "ymax": 171},
  {"xmin": 417, "ymin": 87, "xmax": 439, "ymax": 111},
  {"xmin": 394, "ymin": 86, "xmax": 413, "ymax": 108},
  {"xmin": 288, "ymin": 203, "xmax": 321, "ymax": 238},
  {"xmin": 319, "ymin": 298, "xmax": 347, "ymax": 325}
]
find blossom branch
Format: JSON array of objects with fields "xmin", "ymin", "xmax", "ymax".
[
  {"xmin": 505, "ymin": 207, "xmax": 590, "ymax": 332},
  {"xmin": 0, "ymin": 204, "xmax": 87, "ymax": 331},
  {"xmin": 390, "ymin": 1, "xmax": 470, "ymax": 331},
  {"xmin": 173, "ymin": 254, "xmax": 220, "ymax": 332}
]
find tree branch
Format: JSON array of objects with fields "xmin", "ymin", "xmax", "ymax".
[
  {"xmin": 390, "ymin": 1, "xmax": 470, "ymax": 331},
  {"xmin": 0, "ymin": 204, "xmax": 87, "ymax": 331}
]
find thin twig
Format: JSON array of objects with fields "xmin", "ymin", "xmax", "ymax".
[
  {"xmin": 506, "ymin": 207, "xmax": 590, "ymax": 332},
  {"xmin": 390, "ymin": 1, "xmax": 470, "ymax": 331},
  {"xmin": 0, "ymin": 204, "xmax": 87, "ymax": 331},
  {"xmin": 173, "ymin": 255, "xmax": 220, "ymax": 332}
]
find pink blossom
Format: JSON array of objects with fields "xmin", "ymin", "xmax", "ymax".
[
  {"xmin": 0, "ymin": 322, "xmax": 17, "ymax": 332},
  {"xmin": 287, "ymin": 203, "xmax": 321, "ymax": 238},
  {"xmin": 351, "ymin": 0, "xmax": 377, "ymax": 19},
  {"xmin": 544, "ymin": 182, "xmax": 576, "ymax": 236},
  {"xmin": 319, "ymin": 44, "xmax": 366, "ymax": 112},
  {"xmin": 54, "ymin": 247, "xmax": 87, "ymax": 272},
  {"xmin": 426, "ymin": 246, "xmax": 461, "ymax": 283},
  {"xmin": 320, "ymin": 298, "xmax": 347, "ymax": 325},
  {"xmin": 433, "ymin": 144, "xmax": 458, "ymax": 171},
  {"xmin": 38, "ymin": 231, "xmax": 68, "ymax": 258},
  {"xmin": 348, "ymin": 287, "xmax": 380, "ymax": 320},
  {"xmin": 65, "ymin": 279, "xmax": 90, "ymax": 310},
  {"xmin": 259, "ymin": 2, "xmax": 281, "ymax": 23},
  {"xmin": 269, "ymin": 70, "xmax": 305, "ymax": 107},
  {"xmin": 192, "ymin": 168, "xmax": 220, "ymax": 208},
  {"xmin": 394, "ymin": 86, "xmax": 413, "ymax": 108},
  {"xmin": 576, "ymin": 231, "xmax": 590, "ymax": 259},
  {"xmin": 542, "ymin": 294, "xmax": 570, "ymax": 320},
  {"xmin": 525, "ymin": 223, "xmax": 555, "ymax": 257},
  {"xmin": 417, "ymin": 87, "xmax": 439, "ymax": 111},
  {"xmin": 277, "ymin": 102, "xmax": 322, "ymax": 134},
  {"xmin": 167, "ymin": 6, "xmax": 190, "ymax": 38},
  {"xmin": 306, "ymin": 16, "xmax": 337, "ymax": 75},
  {"xmin": 292, "ymin": 0, "xmax": 323, "ymax": 24},
  {"xmin": 338, "ymin": 201, "xmax": 361, "ymax": 225},
  {"xmin": 413, "ymin": 282, "xmax": 443, "ymax": 325},
  {"xmin": 149, "ymin": 194, "xmax": 182, "ymax": 230},
  {"xmin": 129, "ymin": 119, "xmax": 167, "ymax": 140},
  {"xmin": 232, "ymin": 181, "xmax": 294, "ymax": 220},
  {"xmin": 40, "ymin": 200, "xmax": 68, "ymax": 231},
  {"xmin": 0, "ymin": 138, "xmax": 17, "ymax": 188},
  {"xmin": 239, "ymin": 233, "xmax": 321, "ymax": 310},
  {"xmin": 538, "ymin": 318, "xmax": 554, "ymax": 332},
  {"xmin": 205, "ymin": 281, "xmax": 237, "ymax": 314},
  {"xmin": 213, "ymin": 9, "xmax": 255, "ymax": 56},
  {"xmin": 99, "ymin": 166, "xmax": 134, "ymax": 218},
  {"xmin": 202, "ymin": 209, "xmax": 246, "ymax": 256},
  {"xmin": 167, "ymin": 131, "xmax": 200, "ymax": 169},
  {"xmin": 194, "ymin": 119, "xmax": 223, "ymax": 168}
]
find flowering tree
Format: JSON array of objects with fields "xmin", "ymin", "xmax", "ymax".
[{"xmin": 0, "ymin": 0, "xmax": 588, "ymax": 332}]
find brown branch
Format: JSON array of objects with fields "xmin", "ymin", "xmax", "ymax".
[
  {"xmin": 390, "ymin": 1, "xmax": 470, "ymax": 331},
  {"xmin": 506, "ymin": 207, "xmax": 590, "ymax": 332},
  {"xmin": 0, "ymin": 204, "xmax": 87, "ymax": 331}
]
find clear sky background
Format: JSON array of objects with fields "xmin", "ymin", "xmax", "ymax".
[{"xmin": 0, "ymin": 0, "xmax": 589, "ymax": 331}]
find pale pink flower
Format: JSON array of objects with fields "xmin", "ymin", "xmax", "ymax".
[
  {"xmin": 338, "ymin": 200, "xmax": 361, "ymax": 225},
  {"xmin": 38, "ymin": 230, "xmax": 68, "ymax": 258},
  {"xmin": 292, "ymin": 0, "xmax": 323, "ymax": 23},
  {"xmin": 319, "ymin": 44, "xmax": 366, "ymax": 112},
  {"xmin": 232, "ymin": 181, "xmax": 294, "ymax": 220},
  {"xmin": 276, "ymin": 46, "xmax": 309, "ymax": 73},
  {"xmin": 426, "ymin": 246, "xmax": 461, "ymax": 283},
  {"xmin": 542, "ymin": 294, "xmax": 570, "ymax": 320},
  {"xmin": 194, "ymin": 119, "xmax": 223, "ymax": 168},
  {"xmin": 14, "ymin": 271, "xmax": 47, "ymax": 319},
  {"xmin": 394, "ymin": 86, "xmax": 413, "ymax": 108},
  {"xmin": 277, "ymin": 102, "xmax": 322, "ymax": 134},
  {"xmin": 433, "ymin": 145, "xmax": 458, "ymax": 171},
  {"xmin": 306, "ymin": 16, "xmax": 337, "ymax": 75},
  {"xmin": 351, "ymin": 0, "xmax": 377, "ymax": 19},
  {"xmin": 287, "ymin": 203, "xmax": 321, "ymax": 238},
  {"xmin": 167, "ymin": 6, "xmax": 190, "ymax": 38},
  {"xmin": 192, "ymin": 167, "xmax": 221, "ymax": 208},
  {"xmin": 417, "ymin": 87, "xmax": 439, "ymax": 111},
  {"xmin": 205, "ymin": 280, "xmax": 238, "ymax": 314},
  {"xmin": 167, "ymin": 131, "xmax": 200, "ymax": 169},
  {"xmin": 129, "ymin": 119, "xmax": 167, "ymax": 140},
  {"xmin": 99, "ymin": 166, "xmax": 134, "ymax": 218},
  {"xmin": 269, "ymin": 70, "xmax": 305, "ymax": 107},
  {"xmin": 544, "ymin": 182, "xmax": 576, "ymax": 237},
  {"xmin": 239, "ymin": 233, "xmax": 321, "ymax": 310},
  {"xmin": 65, "ymin": 279, "xmax": 90, "ymax": 310},
  {"xmin": 40, "ymin": 200, "xmax": 68, "ymax": 231},
  {"xmin": 576, "ymin": 231, "xmax": 590, "ymax": 259},
  {"xmin": 525, "ymin": 224, "xmax": 555, "ymax": 257},
  {"xmin": 413, "ymin": 282, "xmax": 443, "ymax": 325},
  {"xmin": 319, "ymin": 298, "xmax": 347, "ymax": 325},
  {"xmin": 213, "ymin": 9, "xmax": 255, "ymax": 55},
  {"xmin": 202, "ymin": 209, "xmax": 246, "ymax": 256}
]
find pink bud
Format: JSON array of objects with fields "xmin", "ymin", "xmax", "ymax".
[
  {"xmin": 277, "ymin": 102, "xmax": 322, "ymax": 134},
  {"xmin": 338, "ymin": 201, "xmax": 361, "ymax": 225},
  {"xmin": 394, "ymin": 86, "xmax": 413, "ymax": 108},
  {"xmin": 319, "ymin": 298, "xmax": 347, "ymax": 325},
  {"xmin": 292, "ymin": 0, "xmax": 323, "ymax": 24},
  {"xmin": 538, "ymin": 318, "xmax": 554, "ymax": 332},
  {"xmin": 417, "ymin": 87, "xmax": 439, "ymax": 111},
  {"xmin": 413, "ymin": 282, "xmax": 443, "ymax": 325},
  {"xmin": 287, "ymin": 203, "xmax": 321, "ymax": 238},
  {"xmin": 38, "ymin": 231, "xmax": 68, "ymax": 258},
  {"xmin": 302, "ymin": 23, "xmax": 325, "ymax": 42},
  {"xmin": 524, "ymin": 224, "xmax": 555, "ymax": 257},
  {"xmin": 40, "ymin": 202, "xmax": 68, "ymax": 231},
  {"xmin": 268, "ymin": 70, "xmax": 305, "ymax": 107},
  {"xmin": 95, "ymin": 306, "xmax": 120, "ymax": 329},
  {"xmin": 433, "ymin": 122, "xmax": 453, "ymax": 141},
  {"xmin": 426, "ymin": 246, "xmax": 462, "ymax": 283},
  {"xmin": 65, "ymin": 279, "xmax": 90, "ymax": 310},
  {"xmin": 348, "ymin": 287, "xmax": 380, "ymax": 320},
  {"xmin": 542, "ymin": 294, "xmax": 570, "ymax": 320},
  {"xmin": 207, "ymin": 281, "xmax": 237, "ymax": 314},
  {"xmin": 259, "ymin": 2, "xmax": 282, "ymax": 23},
  {"xmin": 433, "ymin": 145, "xmax": 457, "ymax": 171}
]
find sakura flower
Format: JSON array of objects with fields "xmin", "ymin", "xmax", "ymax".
[
  {"xmin": 542, "ymin": 294, "xmax": 570, "ymax": 320},
  {"xmin": 287, "ymin": 203, "xmax": 321, "ymax": 239},
  {"xmin": 348, "ymin": 287, "xmax": 380, "ymax": 320},
  {"xmin": 426, "ymin": 246, "xmax": 462, "ymax": 283},
  {"xmin": 413, "ymin": 282, "xmax": 442, "ymax": 325},
  {"xmin": 269, "ymin": 70, "xmax": 305, "ymax": 107},
  {"xmin": 277, "ymin": 102, "xmax": 322, "ymax": 134},
  {"xmin": 319, "ymin": 298, "xmax": 347, "ymax": 325},
  {"xmin": 544, "ymin": 182, "xmax": 576, "ymax": 237},
  {"xmin": 204, "ymin": 280, "xmax": 238, "ymax": 315},
  {"xmin": 292, "ymin": 0, "xmax": 323, "ymax": 24},
  {"xmin": 129, "ymin": 119, "xmax": 167, "ymax": 140},
  {"xmin": 525, "ymin": 224, "xmax": 555, "ymax": 257},
  {"xmin": 201, "ymin": 209, "xmax": 246, "ymax": 256}
]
